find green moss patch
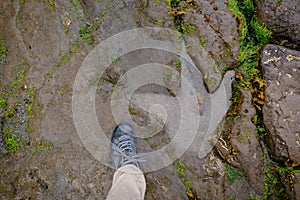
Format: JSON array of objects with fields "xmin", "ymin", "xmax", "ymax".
[
  {"xmin": 227, "ymin": 0, "xmax": 272, "ymax": 138},
  {"xmin": 0, "ymin": 63, "xmax": 52, "ymax": 155},
  {"xmin": 229, "ymin": 0, "xmax": 271, "ymax": 82},
  {"xmin": 0, "ymin": 35, "xmax": 7, "ymax": 64},
  {"xmin": 225, "ymin": 163, "xmax": 245, "ymax": 185},
  {"xmin": 174, "ymin": 160, "xmax": 198, "ymax": 198}
]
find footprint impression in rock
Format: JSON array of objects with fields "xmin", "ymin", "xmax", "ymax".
[{"xmin": 73, "ymin": 27, "xmax": 234, "ymax": 172}]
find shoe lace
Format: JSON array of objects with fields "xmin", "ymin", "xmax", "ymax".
[{"xmin": 112, "ymin": 136, "xmax": 146, "ymax": 167}]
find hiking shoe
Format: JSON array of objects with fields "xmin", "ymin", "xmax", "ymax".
[{"xmin": 111, "ymin": 122, "xmax": 141, "ymax": 169}]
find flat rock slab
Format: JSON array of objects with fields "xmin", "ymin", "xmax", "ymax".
[{"xmin": 262, "ymin": 44, "xmax": 300, "ymax": 163}]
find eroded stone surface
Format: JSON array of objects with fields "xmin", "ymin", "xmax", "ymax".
[
  {"xmin": 214, "ymin": 89, "xmax": 265, "ymax": 197},
  {"xmin": 179, "ymin": 150, "xmax": 258, "ymax": 200},
  {"xmin": 144, "ymin": 165, "xmax": 189, "ymax": 200},
  {"xmin": 181, "ymin": 0, "xmax": 240, "ymax": 92},
  {"xmin": 4, "ymin": 0, "xmax": 299, "ymax": 199},
  {"xmin": 229, "ymin": 90, "xmax": 265, "ymax": 195},
  {"xmin": 262, "ymin": 44, "xmax": 300, "ymax": 163},
  {"xmin": 255, "ymin": 0, "xmax": 300, "ymax": 45},
  {"xmin": 294, "ymin": 173, "xmax": 300, "ymax": 200}
]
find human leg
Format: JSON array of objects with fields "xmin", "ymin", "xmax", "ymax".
[
  {"xmin": 107, "ymin": 122, "xmax": 146, "ymax": 200},
  {"xmin": 107, "ymin": 164, "xmax": 146, "ymax": 200}
]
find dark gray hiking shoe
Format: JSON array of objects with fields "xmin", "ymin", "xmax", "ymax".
[{"xmin": 111, "ymin": 122, "xmax": 142, "ymax": 169}]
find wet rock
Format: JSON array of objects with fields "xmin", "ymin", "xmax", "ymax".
[
  {"xmin": 81, "ymin": 0, "xmax": 174, "ymax": 43},
  {"xmin": 137, "ymin": 0, "xmax": 174, "ymax": 28},
  {"xmin": 65, "ymin": 0, "xmax": 238, "ymax": 94},
  {"xmin": 255, "ymin": 0, "xmax": 300, "ymax": 45},
  {"xmin": 229, "ymin": 90, "xmax": 265, "ymax": 195},
  {"xmin": 144, "ymin": 165, "xmax": 189, "ymax": 200},
  {"xmin": 17, "ymin": 1, "xmax": 69, "ymax": 71},
  {"xmin": 280, "ymin": 171, "xmax": 298, "ymax": 200},
  {"xmin": 214, "ymin": 89, "xmax": 265, "ymax": 196},
  {"xmin": 0, "ymin": 0, "xmax": 267, "ymax": 199},
  {"xmin": 182, "ymin": 152, "xmax": 224, "ymax": 199},
  {"xmin": 294, "ymin": 172, "xmax": 300, "ymax": 200},
  {"xmin": 262, "ymin": 44, "xmax": 300, "ymax": 163},
  {"xmin": 179, "ymin": 151, "xmax": 257, "ymax": 200},
  {"xmin": 182, "ymin": 0, "xmax": 240, "ymax": 92},
  {"xmin": 224, "ymin": 172, "xmax": 257, "ymax": 200}
]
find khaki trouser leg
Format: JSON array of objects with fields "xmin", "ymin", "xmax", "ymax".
[{"xmin": 107, "ymin": 164, "xmax": 146, "ymax": 200}]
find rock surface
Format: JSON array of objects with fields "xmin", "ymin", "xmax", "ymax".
[
  {"xmin": 0, "ymin": 0, "xmax": 242, "ymax": 199},
  {"xmin": 1, "ymin": 0, "xmax": 299, "ymax": 199},
  {"xmin": 255, "ymin": 0, "xmax": 300, "ymax": 45},
  {"xmin": 294, "ymin": 172, "xmax": 300, "ymax": 200},
  {"xmin": 182, "ymin": 0, "xmax": 240, "ymax": 92},
  {"xmin": 214, "ymin": 89, "xmax": 265, "ymax": 197},
  {"xmin": 262, "ymin": 44, "xmax": 300, "ymax": 163},
  {"xmin": 229, "ymin": 90, "xmax": 265, "ymax": 195}
]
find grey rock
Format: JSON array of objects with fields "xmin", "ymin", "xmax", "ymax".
[
  {"xmin": 78, "ymin": 0, "xmax": 238, "ymax": 94},
  {"xmin": 179, "ymin": 151, "xmax": 258, "ymax": 200},
  {"xmin": 230, "ymin": 90, "xmax": 265, "ymax": 195},
  {"xmin": 255, "ymin": 0, "xmax": 300, "ymax": 45},
  {"xmin": 262, "ymin": 44, "xmax": 300, "ymax": 163},
  {"xmin": 17, "ymin": 1, "xmax": 70, "ymax": 70},
  {"xmin": 214, "ymin": 89, "xmax": 265, "ymax": 196},
  {"xmin": 182, "ymin": 0, "xmax": 240, "ymax": 93},
  {"xmin": 294, "ymin": 173, "xmax": 300, "ymax": 200},
  {"xmin": 82, "ymin": 0, "xmax": 174, "ymax": 43},
  {"xmin": 1, "ymin": 0, "xmax": 286, "ymax": 199},
  {"xmin": 144, "ymin": 165, "xmax": 189, "ymax": 200}
]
